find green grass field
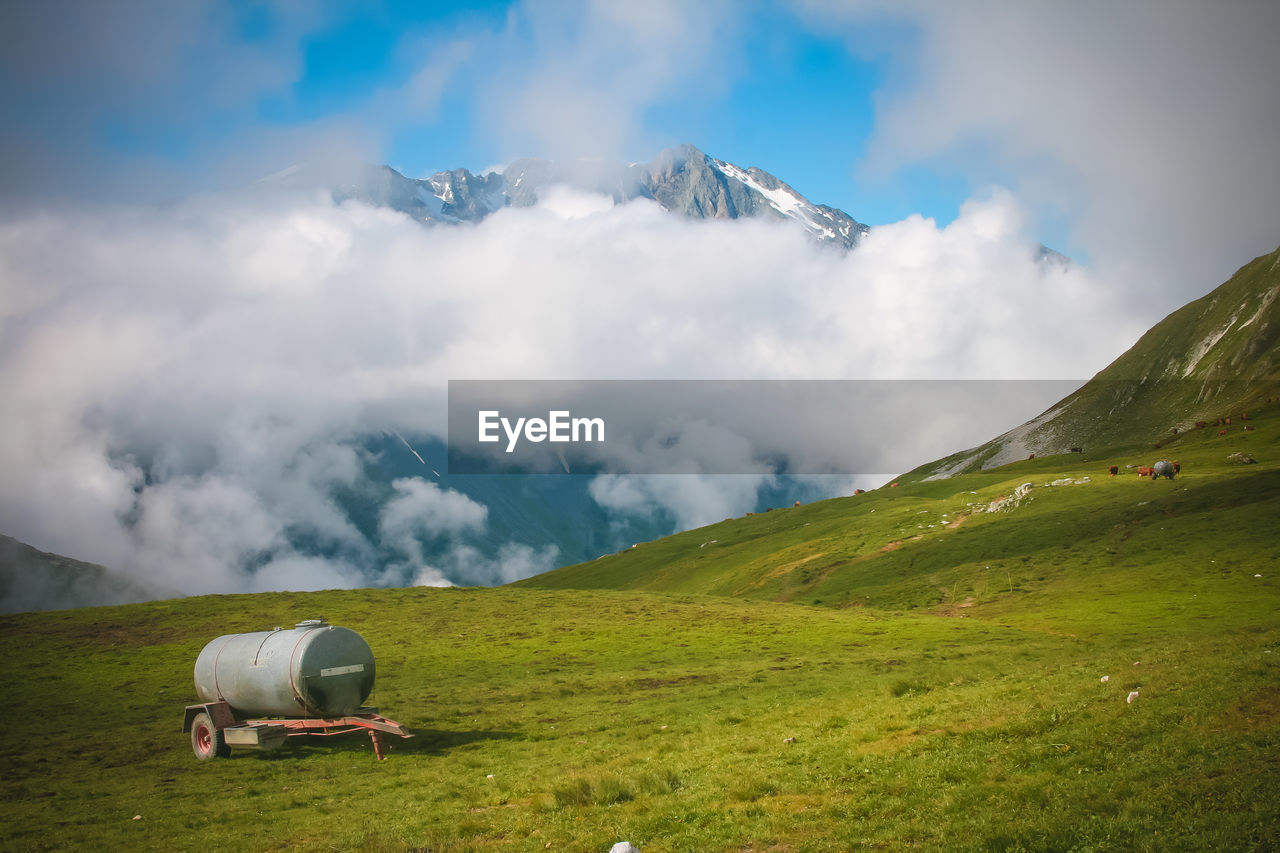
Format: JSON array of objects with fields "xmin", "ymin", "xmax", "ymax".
[{"xmin": 1, "ymin": 408, "xmax": 1278, "ymax": 851}]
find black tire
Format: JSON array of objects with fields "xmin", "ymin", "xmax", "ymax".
[{"xmin": 191, "ymin": 711, "xmax": 230, "ymax": 760}]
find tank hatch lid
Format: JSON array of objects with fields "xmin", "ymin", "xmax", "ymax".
[{"xmin": 295, "ymin": 618, "xmax": 328, "ymax": 629}]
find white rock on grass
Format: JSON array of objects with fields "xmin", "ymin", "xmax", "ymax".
[{"xmin": 610, "ymin": 844, "xmax": 640, "ymax": 853}]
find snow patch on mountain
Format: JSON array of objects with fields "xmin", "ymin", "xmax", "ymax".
[{"xmin": 711, "ymin": 158, "xmax": 852, "ymax": 245}]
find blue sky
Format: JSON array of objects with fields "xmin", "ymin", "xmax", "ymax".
[
  {"xmin": 0, "ymin": 2, "xmax": 1012, "ymax": 238},
  {"xmin": 266, "ymin": 2, "xmax": 927, "ymax": 224}
]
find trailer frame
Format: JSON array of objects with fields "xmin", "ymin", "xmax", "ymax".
[{"xmin": 184, "ymin": 700, "xmax": 412, "ymax": 760}]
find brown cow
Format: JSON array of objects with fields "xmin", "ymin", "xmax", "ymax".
[
  {"xmin": 1218, "ymin": 429, "xmax": 1228, "ymax": 436},
  {"xmin": 1245, "ymin": 425, "xmax": 1255, "ymax": 431},
  {"xmin": 1196, "ymin": 421, "xmax": 1207, "ymax": 429},
  {"xmin": 1136, "ymin": 466, "xmax": 1153, "ymax": 477},
  {"xmin": 1108, "ymin": 465, "xmax": 1119, "ymax": 476},
  {"xmin": 853, "ymin": 488, "xmax": 865, "ymax": 494},
  {"xmin": 1173, "ymin": 461, "xmax": 1181, "ymax": 474},
  {"xmin": 889, "ymin": 482, "xmax": 899, "ymax": 488},
  {"xmin": 1242, "ymin": 411, "xmax": 1249, "ymax": 420},
  {"xmin": 1028, "ymin": 453, "xmax": 1035, "ymax": 460}
]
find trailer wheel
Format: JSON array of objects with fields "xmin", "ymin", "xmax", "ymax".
[{"xmin": 191, "ymin": 711, "xmax": 230, "ymax": 760}]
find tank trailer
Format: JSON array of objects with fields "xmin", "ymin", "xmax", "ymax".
[{"xmin": 183, "ymin": 619, "xmax": 411, "ymax": 760}]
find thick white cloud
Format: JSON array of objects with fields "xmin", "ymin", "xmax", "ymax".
[
  {"xmin": 590, "ymin": 474, "xmax": 773, "ymax": 532},
  {"xmin": 799, "ymin": 0, "xmax": 1280, "ymax": 312},
  {"xmin": 379, "ymin": 477, "xmax": 490, "ymax": 588},
  {"xmin": 0, "ymin": 184, "xmax": 1135, "ymax": 596}
]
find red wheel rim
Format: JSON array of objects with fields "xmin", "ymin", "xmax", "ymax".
[{"xmin": 195, "ymin": 723, "xmax": 212, "ymax": 755}]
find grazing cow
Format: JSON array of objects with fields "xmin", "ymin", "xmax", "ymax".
[
  {"xmin": 1226, "ymin": 417, "xmax": 1232, "ymax": 425},
  {"xmin": 1245, "ymin": 425, "xmax": 1255, "ymax": 431},
  {"xmin": 1171, "ymin": 427, "xmax": 1179, "ymax": 434},
  {"xmin": 1028, "ymin": 453, "xmax": 1036, "ymax": 460},
  {"xmin": 1218, "ymin": 429, "xmax": 1228, "ymax": 436},
  {"xmin": 1108, "ymin": 465, "xmax": 1119, "ymax": 476},
  {"xmin": 1196, "ymin": 421, "xmax": 1207, "ymax": 429},
  {"xmin": 1173, "ymin": 461, "xmax": 1181, "ymax": 474},
  {"xmin": 1136, "ymin": 466, "xmax": 1153, "ymax": 477},
  {"xmin": 854, "ymin": 488, "xmax": 865, "ymax": 494},
  {"xmin": 1242, "ymin": 412, "xmax": 1249, "ymax": 420},
  {"xmin": 1152, "ymin": 460, "xmax": 1176, "ymax": 480},
  {"xmin": 889, "ymin": 482, "xmax": 900, "ymax": 488},
  {"xmin": 1070, "ymin": 446, "xmax": 1083, "ymax": 453},
  {"xmin": 794, "ymin": 500, "xmax": 802, "ymax": 507}
]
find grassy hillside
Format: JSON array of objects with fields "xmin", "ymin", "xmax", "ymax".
[
  {"xmin": 2, "ymin": 403, "xmax": 1278, "ymax": 851},
  {"xmin": 911, "ymin": 245, "xmax": 1280, "ymax": 477},
  {"xmin": 520, "ymin": 402, "xmax": 1280, "ymax": 614}
]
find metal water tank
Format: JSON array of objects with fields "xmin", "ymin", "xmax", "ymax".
[{"xmin": 193, "ymin": 619, "xmax": 376, "ymax": 718}]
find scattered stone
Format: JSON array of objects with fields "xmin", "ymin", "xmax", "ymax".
[
  {"xmin": 1127, "ymin": 690, "xmax": 1140, "ymax": 704},
  {"xmin": 132, "ymin": 815, "xmax": 142, "ymax": 821},
  {"xmin": 486, "ymin": 774, "xmax": 495, "ymax": 779},
  {"xmin": 1100, "ymin": 675, "xmax": 1110, "ymax": 683},
  {"xmin": 610, "ymin": 843, "xmax": 640, "ymax": 853},
  {"xmin": 783, "ymin": 736, "xmax": 797, "ymax": 744},
  {"xmin": 1228, "ymin": 452, "xmax": 1256, "ymax": 464}
]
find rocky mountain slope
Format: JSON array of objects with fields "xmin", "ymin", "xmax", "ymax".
[{"xmin": 272, "ymin": 143, "xmax": 870, "ymax": 250}]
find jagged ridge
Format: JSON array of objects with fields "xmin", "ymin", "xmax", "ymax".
[{"xmin": 280, "ymin": 144, "xmax": 870, "ymax": 250}]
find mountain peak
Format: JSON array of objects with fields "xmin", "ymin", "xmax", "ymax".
[{"xmin": 278, "ymin": 145, "xmax": 869, "ymax": 250}]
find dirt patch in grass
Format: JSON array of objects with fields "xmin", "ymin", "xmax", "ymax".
[
  {"xmin": 628, "ymin": 673, "xmax": 716, "ymax": 691},
  {"xmin": 747, "ymin": 552, "xmax": 828, "ymax": 590},
  {"xmin": 933, "ymin": 596, "xmax": 977, "ymax": 617},
  {"xmin": 1216, "ymin": 686, "xmax": 1280, "ymax": 733}
]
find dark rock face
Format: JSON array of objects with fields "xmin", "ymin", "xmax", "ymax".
[{"xmin": 286, "ymin": 144, "xmax": 870, "ymax": 250}]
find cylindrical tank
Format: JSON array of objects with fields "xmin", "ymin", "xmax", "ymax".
[{"xmin": 193, "ymin": 619, "xmax": 376, "ymax": 718}]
